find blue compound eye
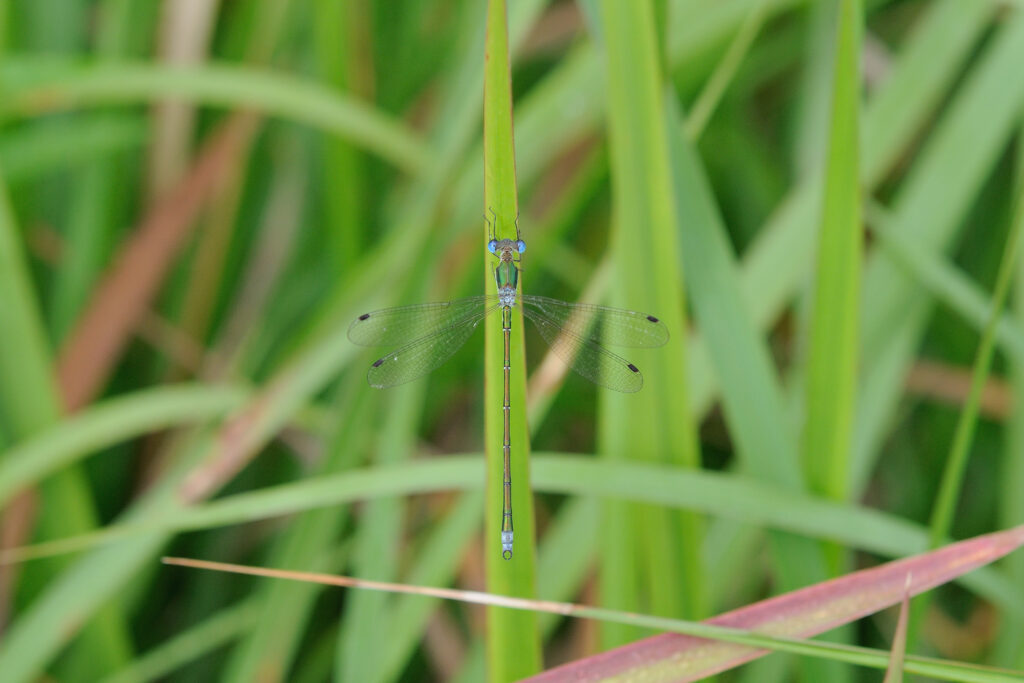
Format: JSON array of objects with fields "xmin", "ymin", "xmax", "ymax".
[
  {"xmin": 487, "ymin": 239, "xmax": 498, "ymax": 254},
  {"xmin": 516, "ymin": 239, "xmax": 526, "ymax": 253}
]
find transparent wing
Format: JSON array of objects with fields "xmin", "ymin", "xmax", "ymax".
[
  {"xmin": 519, "ymin": 294, "xmax": 668, "ymax": 348},
  {"xmin": 366, "ymin": 304, "xmax": 500, "ymax": 389},
  {"xmin": 523, "ymin": 307, "xmax": 644, "ymax": 393},
  {"xmin": 348, "ymin": 296, "xmax": 496, "ymax": 347}
]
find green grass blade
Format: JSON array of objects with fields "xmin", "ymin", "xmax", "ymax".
[
  {"xmin": 220, "ymin": 380, "xmax": 370, "ymax": 683},
  {"xmin": 377, "ymin": 490, "xmax": 484, "ymax": 682},
  {"xmin": 683, "ymin": 0, "xmax": 767, "ymax": 141},
  {"xmin": 0, "ymin": 163, "xmax": 133, "ymax": 677},
  {"xmin": 336, "ymin": 383, "xmax": 423, "ymax": 682},
  {"xmin": 860, "ymin": 0, "xmax": 994, "ymax": 185},
  {"xmin": 1, "ymin": 0, "xmax": 543, "ymax": 675},
  {"xmin": 925, "ymin": 162, "xmax": 1024, "ymax": 545},
  {"xmin": 48, "ymin": 0, "xmax": 138, "ymax": 343},
  {"xmin": 0, "ymin": 170, "xmax": 60, "ymax": 436},
  {"xmin": 852, "ymin": 7, "xmax": 1024, "ymax": 496},
  {"xmin": 0, "ymin": 115, "xmax": 147, "ymax": 182},
  {"xmin": 666, "ymin": 91, "xmax": 842, "ymax": 680},
  {"xmin": 791, "ymin": 0, "xmax": 840, "ymax": 177},
  {"xmin": 682, "ymin": 0, "xmax": 991, "ymax": 432},
  {"xmin": 312, "ymin": 0, "xmax": 366, "ymax": 271},
  {"xmin": 0, "ymin": 384, "xmax": 247, "ymax": 506},
  {"xmin": 11, "ymin": 454, "xmax": 1023, "ymax": 615},
  {"xmin": 0, "ymin": 60, "xmax": 429, "ymax": 173},
  {"xmin": 483, "ymin": 1, "xmax": 541, "ymax": 679},
  {"xmin": 596, "ymin": 0, "xmax": 705, "ymax": 646},
  {"xmin": 866, "ymin": 203, "xmax": 1024, "ymax": 366},
  {"xmin": 100, "ymin": 600, "xmax": 259, "ymax": 683},
  {"xmin": 801, "ymin": 0, "xmax": 862, "ymax": 505},
  {"xmin": 994, "ymin": 130, "xmax": 1024, "ymax": 667}
]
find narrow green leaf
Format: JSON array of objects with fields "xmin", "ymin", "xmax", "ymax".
[
  {"xmin": 0, "ymin": 170, "xmax": 60, "ymax": 437},
  {"xmin": 597, "ymin": 0, "xmax": 705, "ymax": 646},
  {"xmin": 336, "ymin": 382, "xmax": 423, "ymax": 682},
  {"xmin": 666, "ymin": 23, "xmax": 847, "ymax": 676},
  {"xmin": 377, "ymin": 490, "xmax": 485, "ymax": 683},
  {"xmin": 0, "ymin": 384, "xmax": 247, "ymax": 506},
  {"xmin": 801, "ymin": 0, "xmax": 861, "ymax": 505},
  {"xmin": 482, "ymin": 1, "xmax": 541, "ymax": 679},
  {"xmin": 906, "ymin": 140, "xmax": 1024, "ymax": 644},
  {"xmin": 100, "ymin": 600, "xmax": 259, "ymax": 683},
  {"xmin": 684, "ymin": 0, "xmax": 767, "ymax": 141},
  {"xmin": 0, "ymin": 115, "xmax": 147, "ymax": 182},
  {"xmin": 221, "ymin": 379, "xmax": 368, "ymax": 683},
  {"xmin": 993, "ymin": 126, "xmax": 1024, "ymax": 668},
  {"xmin": 928, "ymin": 182, "xmax": 1024, "ymax": 547},
  {"xmin": 853, "ymin": 8, "xmax": 1024, "ymax": 495},
  {"xmin": 0, "ymin": 60, "xmax": 430, "ymax": 173},
  {"xmin": 0, "ymin": 162, "xmax": 133, "ymax": 677},
  {"xmin": 866, "ymin": 203, "xmax": 1024, "ymax": 367},
  {"xmin": 313, "ymin": 0, "xmax": 365, "ymax": 271},
  {"xmin": 0, "ymin": 1, "xmax": 553, "ymax": 677},
  {"xmin": 9, "ymin": 454, "xmax": 1023, "ymax": 615}
]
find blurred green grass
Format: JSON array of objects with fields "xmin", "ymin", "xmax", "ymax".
[{"xmin": 1, "ymin": 0, "xmax": 1023, "ymax": 681}]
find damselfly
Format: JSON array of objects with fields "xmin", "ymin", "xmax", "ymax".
[{"xmin": 348, "ymin": 219, "xmax": 668, "ymax": 559}]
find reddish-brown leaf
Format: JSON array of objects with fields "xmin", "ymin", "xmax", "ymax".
[{"xmin": 529, "ymin": 525, "xmax": 1024, "ymax": 682}]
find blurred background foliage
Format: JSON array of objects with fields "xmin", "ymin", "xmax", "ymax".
[{"xmin": 0, "ymin": 0, "xmax": 1023, "ymax": 681}]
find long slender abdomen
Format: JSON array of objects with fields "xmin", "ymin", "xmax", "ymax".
[{"xmin": 501, "ymin": 305, "xmax": 513, "ymax": 559}]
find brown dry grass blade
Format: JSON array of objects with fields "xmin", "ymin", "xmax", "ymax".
[
  {"xmin": 529, "ymin": 525, "xmax": 1024, "ymax": 681},
  {"xmin": 883, "ymin": 574, "xmax": 912, "ymax": 683},
  {"xmin": 56, "ymin": 113, "xmax": 258, "ymax": 412}
]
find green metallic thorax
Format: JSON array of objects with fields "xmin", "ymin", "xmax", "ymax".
[{"xmin": 494, "ymin": 258, "xmax": 519, "ymax": 293}]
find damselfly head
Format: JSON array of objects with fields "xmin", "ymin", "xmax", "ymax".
[{"xmin": 488, "ymin": 238, "xmax": 522, "ymax": 262}]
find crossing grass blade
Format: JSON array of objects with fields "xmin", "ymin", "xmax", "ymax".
[
  {"xmin": 5, "ymin": 454, "xmax": 1019, "ymax": 601},
  {"xmin": 0, "ymin": 60, "xmax": 430, "ymax": 174},
  {"xmin": 99, "ymin": 600, "xmax": 260, "ymax": 683},
  {"xmin": 0, "ymin": 384, "xmax": 247, "ymax": 506},
  {"xmin": 866, "ymin": 203, "xmax": 1024, "ymax": 366},
  {"xmin": 0, "ymin": 115, "xmax": 148, "ymax": 183}
]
